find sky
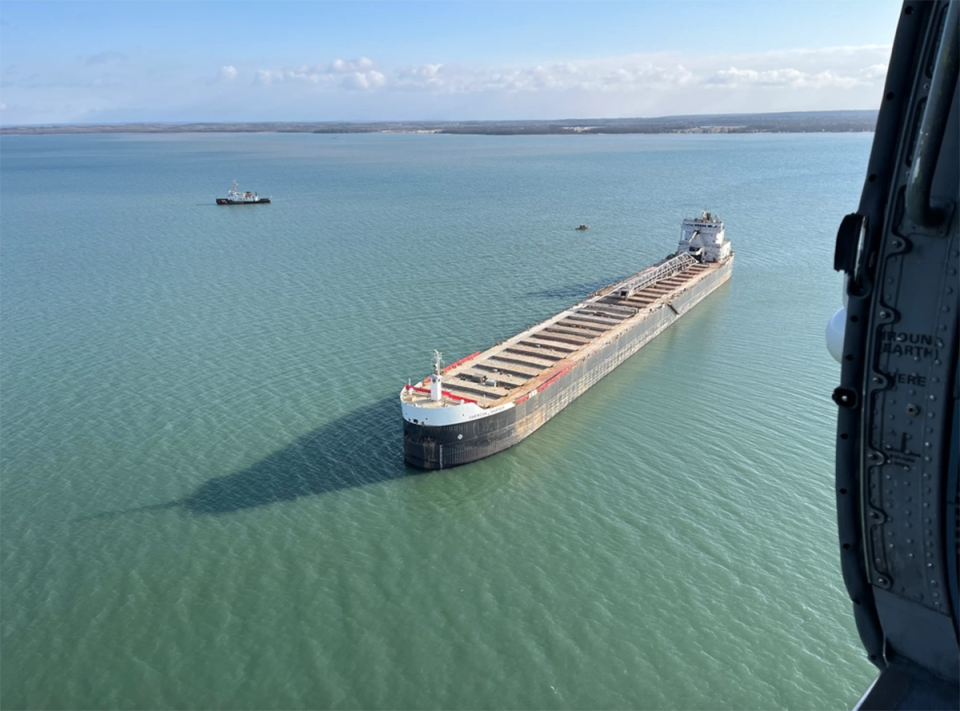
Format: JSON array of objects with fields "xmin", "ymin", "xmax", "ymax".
[{"xmin": 0, "ymin": 0, "xmax": 904, "ymax": 126}]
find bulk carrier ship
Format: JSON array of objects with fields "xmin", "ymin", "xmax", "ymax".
[{"xmin": 401, "ymin": 212, "xmax": 734, "ymax": 469}]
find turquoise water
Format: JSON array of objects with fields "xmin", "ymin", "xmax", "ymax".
[{"xmin": 1, "ymin": 132, "xmax": 877, "ymax": 709}]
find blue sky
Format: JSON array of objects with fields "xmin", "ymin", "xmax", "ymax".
[{"xmin": 1, "ymin": 1, "xmax": 904, "ymax": 125}]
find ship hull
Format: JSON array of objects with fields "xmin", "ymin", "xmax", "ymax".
[
  {"xmin": 216, "ymin": 198, "xmax": 271, "ymax": 205},
  {"xmin": 404, "ymin": 256, "xmax": 733, "ymax": 469}
]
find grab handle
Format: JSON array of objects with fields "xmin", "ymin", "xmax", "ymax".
[{"xmin": 905, "ymin": 0, "xmax": 959, "ymax": 228}]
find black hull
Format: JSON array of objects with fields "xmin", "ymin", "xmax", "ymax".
[
  {"xmin": 403, "ymin": 258, "xmax": 732, "ymax": 469},
  {"xmin": 216, "ymin": 198, "xmax": 271, "ymax": 205}
]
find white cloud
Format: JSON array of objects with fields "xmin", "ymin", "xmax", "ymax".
[
  {"xmin": 1, "ymin": 44, "xmax": 892, "ymax": 125},
  {"xmin": 256, "ymin": 66, "xmax": 321, "ymax": 85},
  {"xmin": 459, "ymin": 45, "xmax": 890, "ymax": 101},
  {"xmin": 861, "ymin": 63, "xmax": 889, "ymax": 80},
  {"xmin": 704, "ymin": 66, "xmax": 867, "ymax": 89},
  {"xmin": 340, "ymin": 70, "xmax": 385, "ymax": 91},
  {"xmin": 328, "ymin": 57, "xmax": 374, "ymax": 73},
  {"xmin": 252, "ymin": 57, "xmax": 385, "ymax": 91},
  {"xmin": 250, "ymin": 45, "xmax": 881, "ymax": 98},
  {"xmin": 388, "ymin": 58, "xmax": 696, "ymax": 94},
  {"xmin": 254, "ymin": 69, "xmax": 279, "ymax": 86}
]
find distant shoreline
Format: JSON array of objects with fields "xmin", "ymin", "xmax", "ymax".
[{"xmin": 0, "ymin": 110, "xmax": 877, "ymax": 136}]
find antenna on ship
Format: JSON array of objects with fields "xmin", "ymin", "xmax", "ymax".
[{"xmin": 430, "ymin": 350, "xmax": 443, "ymax": 401}]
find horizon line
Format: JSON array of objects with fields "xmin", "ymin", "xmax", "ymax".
[{"xmin": 0, "ymin": 108, "xmax": 880, "ymax": 131}]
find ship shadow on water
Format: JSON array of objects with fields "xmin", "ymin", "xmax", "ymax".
[
  {"xmin": 185, "ymin": 396, "xmax": 413, "ymax": 514},
  {"xmin": 80, "ymin": 396, "xmax": 416, "ymax": 520}
]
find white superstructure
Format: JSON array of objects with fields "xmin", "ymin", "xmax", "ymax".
[
  {"xmin": 219, "ymin": 180, "xmax": 270, "ymax": 204},
  {"xmin": 430, "ymin": 350, "xmax": 443, "ymax": 401},
  {"xmin": 677, "ymin": 211, "xmax": 732, "ymax": 263}
]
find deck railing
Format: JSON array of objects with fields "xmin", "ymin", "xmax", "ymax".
[{"xmin": 610, "ymin": 252, "xmax": 698, "ymax": 298}]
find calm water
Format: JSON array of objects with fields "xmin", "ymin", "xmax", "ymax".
[{"xmin": 1, "ymin": 132, "xmax": 876, "ymax": 709}]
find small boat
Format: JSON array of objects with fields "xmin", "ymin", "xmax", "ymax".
[
  {"xmin": 576, "ymin": 224, "xmax": 590, "ymax": 230},
  {"xmin": 216, "ymin": 181, "xmax": 271, "ymax": 205}
]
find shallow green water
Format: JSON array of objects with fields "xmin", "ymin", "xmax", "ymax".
[{"xmin": 1, "ymin": 132, "xmax": 876, "ymax": 709}]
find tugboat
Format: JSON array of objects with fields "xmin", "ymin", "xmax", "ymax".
[
  {"xmin": 216, "ymin": 181, "xmax": 271, "ymax": 205},
  {"xmin": 575, "ymin": 224, "xmax": 590, "ymax": 230}
]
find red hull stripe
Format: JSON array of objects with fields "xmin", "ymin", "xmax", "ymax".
[
  {"xmin": 538, "ymin": 367, "xmax": 570, "ymax": 391},
  {"xmin": 443, "ymin": 390, "xmax": 479, "ymax": 404},
  {"xmin": 404, "ymin": 385, "xmax": 478, "ymax": 405},
  {"xmin": 410, "ymin": 363, "xmax": 570, "ymax": 408}
]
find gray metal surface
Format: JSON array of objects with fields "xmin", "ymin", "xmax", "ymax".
[
  {"xmin": 615, "ymin": 252, "xmax": 698, "ymax": 298},
  {"xmin": 833, "ymin": 1, "xmax": 959, "ymax": 705}
]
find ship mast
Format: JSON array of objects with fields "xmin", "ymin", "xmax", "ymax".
[{"xmin": 430, "ymin": 350, "xmax": 443, "ymax": 401}]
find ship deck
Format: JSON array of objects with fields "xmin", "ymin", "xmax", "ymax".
[{"xmin": 404, "ymin": 258, "xmax": 721, "ymax": 409}]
